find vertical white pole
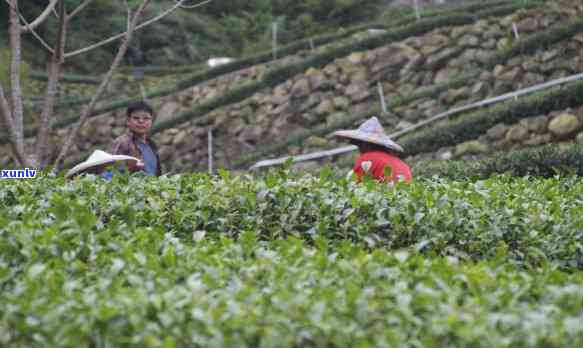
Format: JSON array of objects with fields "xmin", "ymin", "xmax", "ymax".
[
  {"xmin": 208, "ymin": 128, "xmax": 213, "ymax": 174},
  {"xmin": 139, "ymin": 83, "xmax": 148, "ymax": 102},
  {"xmin": 413, "ymin": 0, "xmax": 421, "ymax": 21},
  {"xmin": 309, "ymin": 38, "xmax": 315, "ymax": 52},
  {"xmin": 272, "ymin": 22, "xmax": 278, "ymax": 60},
  {"xmin": 512, "ymin": 23, "xmax": 520, "ymax": 40},
  {"xmin": 377, "ymin": 81, "xmax": 387, "ymax": 114}
]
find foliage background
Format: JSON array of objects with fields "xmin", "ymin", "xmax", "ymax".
[{"xmin": 0, "ymin": 0, "xmax": 386, "ymax": 72}]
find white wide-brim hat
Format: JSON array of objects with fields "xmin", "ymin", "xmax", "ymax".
[
  {"xmin": 332, "ymin": 116, "xmax": 404, "ymax": 153},
  {"xmin": 66, "ymin": 150, "xmax": 138, "ymax": 178}
]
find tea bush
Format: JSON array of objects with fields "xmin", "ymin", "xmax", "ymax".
[{"xmin": 1, "ymin": 172, "xmax": 583, "ymax": 346}]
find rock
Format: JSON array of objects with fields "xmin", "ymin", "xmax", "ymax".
[
  {"xmin": 522, "ymin": 72, "xmax": 545, "ymax": 86},
  {"xmin": 442, "ymin": 87, "xmax": 469, "ymax": 104},
  {"xmin": 505, "ymin": 124, "xmax": 530, "ymax": 142},
  {"xmin": 426, "ymin": 48, "xmax": 459, "ymax": 68},
  {"xmin": 524, "ymin": 134, "xmax": 552, "ymax": 146},
  {"xmin": 455, "ymin": 141, "xmax": 489, "ymax": 157},
  {"xmin": 451, "ymin": 26, "xmax": 468, "ymax": 39},
  {"xmin": 373, "ymin": 44, "xmax": 417, "ymax": 72},
  {"xmin": 336, "ymin": 58, "xmax": 360, "ymax": 75},
  {"xmin": 493, "ymin": 139, "xmax": 513, "ymax": 151},
  {"xmin": 345, "ymin": 84, "xmax": 371, "ymax": 103},
  {"xmin": 496, "ymin": 37, "xmax": 512, "ymax": 51},
  {"xmin": 493, "ymin": 81, "xmax": 513, "ymax": 95},
  {"xmin": 517, "ymin": 18, "xmax": 538, "ymax": 32},
  {"xmin": 418, "ymin": 99, "xmax": 437, "ymax": 110},
  {"xmin": 315, "ymin": 99, "xmax": 335, "ymax": 116},
  {"xmin": 333, "ymin": 96, "xmax": 351, "ymax": 110},
  {"xmin": 239, "ymin": 125, "xmax": 263, "ymax": 141},
  {"xmin": 499, "ymin": 67, "xmax": 522, "ymax": 82},
  {"xmin": 541, "ymin": 49, "xmax": 560, "ymax": 63},
  {"xmin": 158, "ymin": 146, "xmax": 174, "ymax": 161},
  {"xmin": 548, "ymin": 113, "xmax": 582, "ymax": 137},
  {"xmin": 347, "ymin": 52, "xmax": 366, "ymax": 64},
  {"xmin": 305, "ymin": 68, "xmax": 320, "ymax": 76},
  {"xmin": 172, "ymin": 130, "xmax": 188, "ymax": 146},
  {"xmin": 157, "ymin": 102, "xmax": 180, "ymax": 124},
  {"xmin": 471, "ymin": 82, "xmax": 488, "ymax": 96},
  {"xmin": 420, "ymin": 45, "xmax": 442, "ymax": 56},
  {"xmin": 482, "ymin": 39, "xmax": 497, "ymax": 50},
  {"xmin": 459, "ymin": 35, "xmax": 480, "ymax": 47},
  {"xmin": 96, "ymin": 124, "xmax": 112, "ymax": 138},
  {"xmin": 326, "ymin": 112, "xmax": 347, "ymax": 127},
  {"xmin": 434, "ymin": 68, "xmax": 459, "ymax": 84},
  {"xmin": 299, "ymin": 94, "xmax": 322, "ymax": 112},
  {"xmin": 521, "ymin": 115, "xmax": 548, "ymax": 134},
  {"xmin": 349, "ymin": 70, "xmax": 368, "ymax": 83},
  {"xmin": 493, "ymin": 65, "xmax": 506, "ymax": 77},
  {"xmin": 479, "ymin": 71, "xmax": 494, "ymax": 82},
  {"xmin": 305, "ymin": 136, "xmax": 328, "ymax": 148},
  {"xmin": 576, "ymin": 131, "xmax": 583, "ymax": 145},
  {"xmin": 436, "ymin": 148, "xmax": 454, "ymax": 160},
  {"xmin": 273, "ymin": 85, "xmax": 288, "ymax": 97},
  {"xmin": 308, "ymin": 72, "xmax": 330, "ymax": 91},
  {"xmin": 291, "ymin": 78, "xmax": 311, "ymax": 97},
  {"xmin": 323, "ymin": 64, "xmax": 338, "ymax": 76}
]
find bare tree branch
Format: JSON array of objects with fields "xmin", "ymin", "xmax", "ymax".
[
  {"xmin": 64, "ymin": 0, "xmax": 212, "ymax": 59},
  {"xmin": 67, "ymin": 0, "xmax": 94, "ymax": 22},
  {"xmin": 54, "ymin": 0, "xmax": 153, "ymax": 171},
  {"xmin": 35, "ymin": 0, "xmax": 67, "ymax": 168},
  {"xmin": 0, "ymin": 82, "xmax": 26, "ymax": 165},
  {"xmin": 22, "ymin": 0, "xmax": 59, "ymax": 33},
  {"xmin": 8, "ymin": 0, "xmax": 25, "ymax": 157},
  {"xmin": 16, "ymin": 8, "xmax": 55, "ymax": 54}
]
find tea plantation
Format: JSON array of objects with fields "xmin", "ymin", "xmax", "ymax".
[{"xmin": 2, "ymin": 170, "xmax": 583, "ymax": 347}]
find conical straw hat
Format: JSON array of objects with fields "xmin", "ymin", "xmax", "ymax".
[
  {"xmin": 332, "ymin": 116, "xmax": 404, "ymax": 153},
  {"xmin": 66, "ymin": 150, "xmax": 138, "ymax": 178}
]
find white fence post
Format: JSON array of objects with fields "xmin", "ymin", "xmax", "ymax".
[
  {"xmin": 272, "ymin": 22, "xmax": 278, "ymax": 60},
  {"xmin": 512, "ymin": 22, "xmax": 520, "ymax": 40},
  {"xmin": 413, "ymin": 0, "xmax": 421, "ymax": 21},
  {"xmin": 377, "ymin": 82, "xmax": 388, "ymax": 114},
  {"xmin": 208, "ymin": 128, "xmax": 213, "ymax": 174}
]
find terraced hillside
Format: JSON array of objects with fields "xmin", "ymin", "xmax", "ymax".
[{"xmin": 3, "ymin": 0, "xmax": 583, "ymax": 174}]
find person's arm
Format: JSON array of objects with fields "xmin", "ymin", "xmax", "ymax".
[{"xmin": 110, "ymin": 136, "xmax": 143, "ymax": 173}]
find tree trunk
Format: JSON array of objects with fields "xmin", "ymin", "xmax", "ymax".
[
  {"xmin": 35, "ymin": 0, "xmax": 67, "ymax": 168},
  {"xmin": 8, "ymin": 0, "xmax": 27, "ymax": 166}
]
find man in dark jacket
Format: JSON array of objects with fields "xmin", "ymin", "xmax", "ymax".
[{"xmin": 110, "ymin": 101, "xmax": 162, "ymax": 176}]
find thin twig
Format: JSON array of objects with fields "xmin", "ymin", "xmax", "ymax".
[
  {"xmin": 0, "ymin": 82, "xmax": 24, "ymax": 165},
  {"xmin": 64, "ymin": 0, "xmax": 212, "ymax": 58},
  {"xmin": 21, "ymin": 0, "xmax": 59, "ymax": 33},
  {"xmin": 16, "ymin": 9, "xmax": 55, "ymax": 54},
  {"xmin": 175, "ymin": 0, "xmax": 206, "ymax": 9},
  {"xmin": 54, "ymin": 0, "xmax": 153, "ymax": 170},
  {"xmin": 67, "ymin": 0, "xmax": 94, "ymax": 22}
]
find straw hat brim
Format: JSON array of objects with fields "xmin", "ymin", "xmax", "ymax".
[
  {"xmin": 333, "ymin": 130, "xmax": 404, "ymax": 153},
  {"xmin": 66, "ymin": 155, "xmax": 138, "ymax": 178}
]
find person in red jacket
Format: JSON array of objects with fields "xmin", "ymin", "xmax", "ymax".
[{"xmin": 333, "ymin": 117, "xmax": 412, "ymax": 184}]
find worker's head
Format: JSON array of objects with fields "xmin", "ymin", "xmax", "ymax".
[{"xmin": 126, "ymin": 101, "xmax": 154, "ymax": 137}]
